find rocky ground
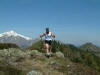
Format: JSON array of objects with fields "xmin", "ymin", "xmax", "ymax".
[{"xmin": 0, "ymin": 48, "xmax": 100, "ymax": 75}]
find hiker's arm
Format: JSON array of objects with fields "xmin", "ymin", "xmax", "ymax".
[
  {"xmin": 40, "ymin": 33, "xmax": 45, "ymax": 38},
  {"xmin": 51, "ymin": 33, "xmax": 55, "ymax": 38}
]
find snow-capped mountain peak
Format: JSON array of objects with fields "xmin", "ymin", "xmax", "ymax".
[
  {"xmin": 0, "ymin": 30, "xmax": 32, "ymax": 40},
  {"xmin": 0, "ymin": 30, "xmax": 39, "ymax": 48},
  {"xmin": 4, "ymin": 30, "xmax": 18, "ymax": 36}
]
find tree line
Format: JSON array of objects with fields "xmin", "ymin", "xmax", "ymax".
[{"xmin": 0, "ymin": 43, "xmax": 20, "ymax": 49}]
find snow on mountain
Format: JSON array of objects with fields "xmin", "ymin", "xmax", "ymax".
[
  {"xmin": 0, "ymin": 30, "xmax": 39, "ymax": 48},
  {"xmin": 0, "ymin": 30, "xmax": 32, "ymax": 40}
]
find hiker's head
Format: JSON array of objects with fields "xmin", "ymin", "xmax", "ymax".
[{"xmin": 46, "ymin": 27, "xmax": 49, "ymax": 34}]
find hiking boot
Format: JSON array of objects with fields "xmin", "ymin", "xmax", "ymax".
[{"xmin": 45, "ymin": 53, "xmax": 51, "ymax": 58}]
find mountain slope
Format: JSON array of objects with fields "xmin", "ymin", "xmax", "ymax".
[
  {"xmin": 0, "ymin": 30, "xmax": 38, "ymax": 48},
  {"xmin": 0, "ymin": 30, "xmax": 31, "ymax": 40},
  {"xmin": 79, "ymin": 42, "xmax": 100, "ymax": 56},
  {"xmin": 79, "ymin": 42, "xmax": 100, "ymax": 52},
  {"xmin": 0, "ymin": 48, "xmax": 100, "ymax": 75}
]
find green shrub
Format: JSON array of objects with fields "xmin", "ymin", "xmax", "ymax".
[
  {"xmin": 0, "ymin": 43, "xmax": 20, "ymax": 49},
  {"xmin": 28, "ymin": 40, "xmax": 45, "ymax": 53}
]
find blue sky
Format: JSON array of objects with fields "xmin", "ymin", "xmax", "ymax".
[{"xmin": 0, "ymin": 0, "xmax": 100, "ymax": 46}]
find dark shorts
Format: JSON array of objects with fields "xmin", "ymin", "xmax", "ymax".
[{"xmin": 45, "ymin": 40, "xmax": 52, "ymax": 45}]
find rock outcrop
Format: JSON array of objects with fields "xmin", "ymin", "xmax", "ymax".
[{"xmin": 0, "ymin": 48, "xmax": 99, "ymax": 75}]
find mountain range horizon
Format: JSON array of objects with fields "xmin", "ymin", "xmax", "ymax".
[{"xmin": 0, "ymin": 30, "xmax": 99, "ymax": 47}]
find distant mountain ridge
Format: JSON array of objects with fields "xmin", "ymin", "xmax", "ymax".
[
  {"xmin": 0, "ymin": 30, "xmax": 39, "ymax": 48},
  {"xmin": 79, "ymin": 42, "xmax": 100, "ymax": 56},
  {"xmin": 79, "ymin": 42, "xmax": 100, "ymax": 52}
]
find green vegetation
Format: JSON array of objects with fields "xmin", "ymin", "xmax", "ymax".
[
  {"xmin": 28, "ymin": 40, "xmax": 45, "ymax": 52},
  {"xmin": 0, "ymin": 48, "xmax": 100, "ymax": 75},
  {"xmin": 0, "ymin": 43, "xmax": 20, "ymax": 49},
  {"xmin": 28, "ymin": 40, "xmax": 100, "ymax": 72},
  {"xmin": 80, "ymin": 51, "xmax": 100, "ymax": 71}
]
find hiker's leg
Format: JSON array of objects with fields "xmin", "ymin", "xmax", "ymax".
[
  {"xmin": 45, "ymin": 43, "xmax": 50, "ymax": 54},
  {"xmin": 49, "ymin": 41, "xmax": 52, "ymax": 53},
  {"xmin": 49, "ymin": 45, "xmax": 51, "ymax": 53}
]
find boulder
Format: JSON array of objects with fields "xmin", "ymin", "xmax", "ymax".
[
  {"xmin": 56, "ymin": 52, "xmax": 64, "ymax": 58},
  {"xmin": 27, "ymin": 70, "xmax": 43, "ymax": 75}
]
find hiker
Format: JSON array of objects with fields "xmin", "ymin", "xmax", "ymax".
[{"xmin": 40, "ymin": 27, "xmax": 55, "ymax": 57}]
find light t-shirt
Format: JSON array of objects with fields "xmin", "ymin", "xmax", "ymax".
[{"xmin": 45, "ymin": 32, "xmax": 52, "ymax": 41}]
